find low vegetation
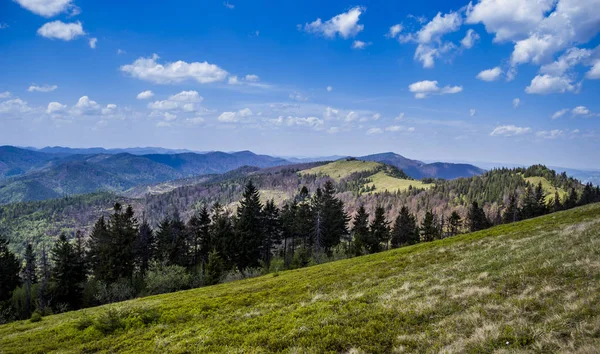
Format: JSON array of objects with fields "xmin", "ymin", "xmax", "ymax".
[
  {"xmin": 300, "ymin": 159, "xmax": 382, "ymax": 181},
  {"xmin": 1, "ymin": 203, "xmax": 600, "ymax": 352}
]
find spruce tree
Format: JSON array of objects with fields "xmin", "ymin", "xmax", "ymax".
[
  {"xmin": 502, "ymin": 193, "xmax": 521, "ymax": 224},
  {"xmin": 156, "ymin": 212, "xmax": 187, "ymax": 267},
  {"xmin": 51, "ymin": 234, "xmax": 85, "ymax": 310},
  {"xmin": 420, "ymin": 210, "xmax": 439, "ymax": 242},
  {"xmin": 210, "ymin": 202, "xmax": 235, "ymax": 268},
  {"xmin": 0, "ymin": 235, "xmax": 21, "ymax": 303},
  {"xmin": 447, "ymin": 211, "xmax": 462, "ymax": 236},
  {"xmin": 187, "ymin": 206, "xmax": 211, "ymax": 268},
  {"xmin": 552, "ymin": 191, "xmax": 563, "ymax": 212},
  {"xmin": 134, "ymin": 220, "xmax": 156, "ymax": 275},
  {"xmin": 390, "ymin": 206, "xmax": 418, "ymax": 248},
  {"xmin": 534, "ymin": 182, "xmax": 547, "ymax": 216},
  {"xmin": 579, "ymin": 183, "xmax": 595, "ymax": 206},
  {"xmin": 107, "ymin": 203, "xmax": 139, "ymax": 280},
  {"xmin": 87, "ymin": 216, "xmax": 111, "ymax": 281},
  {"xmin": 520, "ymin": 186, "xmax": 536, "ymax": 219},
  {"xmin": 313, "ymin": 181, "xmax": 348, "ymax": 256},
  {"xmin": 350, "ymin": 205, "xmax": 370, "ymax": 255},
  {"xmin": 467, "ymin": 201, "xmax": 490, "ymax": 232},
  {"xmin": 23, "ymin": 243, "xmax": 37, "ymax": 317},
  {"xmin": 565, "ymin": 188, "xmax": 578, "ymax": 209},
  {"xmin": 204, "ymin": 250, "xmax": 225, "ymax": 286},
  {"xmin": 262, "ymin": 199, "xmax": 282, "ymax": 266},
  {"xmin": 370, "ymin": 206, "xmax": 390, "ymax": 252},
  {"xmin": 234, "ymin": 180, "xmax": 264, "ymax": 271}
]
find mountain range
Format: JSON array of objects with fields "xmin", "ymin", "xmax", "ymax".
[{"xmin": 0, "ymin": 146, "xmax": 488, "ymax": 204}]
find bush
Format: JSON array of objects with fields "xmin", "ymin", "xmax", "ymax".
[
  {"xmin": 204, "ymin": 251, "xmax": 225, "ymax": 286},
  {"xmin": 94, "ymin": 279, "xmax": 136, "ymax": 305},
  {"xmin": 144, "ymin": 262, "xmax": 191, "ymax": 295},
  {"xmin": 75, "ymin": 306, "xmax": 160, "ymax": 335},
  {"xmin": 29, "ymin": 311, "xmax": 42, "ymax": 323}
]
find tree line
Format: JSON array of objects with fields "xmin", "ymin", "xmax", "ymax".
[{"xmin": 1, "ymin": 179, "xmax": 599, "ymax": 323}]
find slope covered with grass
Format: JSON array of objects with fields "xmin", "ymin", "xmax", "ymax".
[
  {"xmin": 300, "ymin": 159, "xmax": 382, "ymax": 181},
  {"xmin": 2, "ymin": 204, "xmax": 600, "ymax": 353},
  {"xmin": 365, "ymin": 170, "xmax": 432, "ymax": 193},
  {"xmin": 525, "ymin": 176, "xmax": 568, "ymax": 202}
]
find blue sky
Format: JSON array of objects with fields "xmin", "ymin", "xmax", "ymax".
[{"xmin": 1, "ymin": 0, "xmax": 599, "ymax": 169}]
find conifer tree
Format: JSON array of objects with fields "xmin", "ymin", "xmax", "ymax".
[
  {"xmin": 502, "ymin": 193, "xmax": 521, "ymax": 223},
  {"xmin": 370, "ymin": 206, "xmax": 390, "ymax": 252},
  {"xmin": 280, "ymin": 201, "xmax": 298, "ymax": 265},
  {"xmin": 204, "ymin": 250, "xmax": 225, "ymax": 286},
  {"xmin": 87, "ymin": 216, "xmax": 111, "ymax": 281},
  {"xmin": 187, "ymin": 206, "xmax": 211, "ymax": 268},
  {"xmin": 350, "ymin": 205, "xmax": 370, "ymax": 255},
  {"xmin": 210, "ymin": 202, "xmax": 235, "ymax": 268},
  {"xmin": 107, "ymin": 203, "xmax": 139, "ymax": 280},
  {"xmin": 579, "ymin": 183, "xmax": 596, "ymax": 206},
  {"xmin": 534, "ymin": 182, "xmax": 547, "ymax": 216},
  {"xmin": 261, "ymin": 199, "xmax": 282, "ymax": 266},
  {"xmin": 467, "ymin": 201, "xmax": 490, "ymax": 232},
  {"xmin": 565, "ymin": 187, "xmax": 578, "ymax": 209},
  {"xmin": 23, "ymin": 243, "xmax": 37, "ymax": 317},
  {"xmin": 420, "ymin": 210, "xmax": 439, "ymax": 242},
  {"xmin": 156, "ymin": 212, "xmax": 187, "ymax": 267},
  {"xmin": 552, "ymin": 191, "xmax": 563, "ymax": 213},
  {"xmin": 390, "ymin": 206, "xmax": 419, "ymax": 248},
  {"xmin": 234, "ymin": 180, "xmax": 264, "ymax": 271},
  {"xmin": 134, "ymin": 220, "xmax": 156, "ymax": 275},
  {"xmin": 521, "ymin": 186, "xmax": 536, "ymax": 219},
  {"xmin": 447, "ymin": 211, "xmax": 462, "ymax": 236},
  {"xmin": 313, "ymin": 181, "xmax": 348, "ymax": 256},
  {"xmin": 51, "ymin": 234, "xmax": 85, "ymax": 310},
  {"xmin": 0, "ymin": 235, "xmax": 21, "ymax": 303}
]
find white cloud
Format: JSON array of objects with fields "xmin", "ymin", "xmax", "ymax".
[
  {"xmin": 326, "ymin": 86, "xmax": 333, "ymax": 92},
  {"xmin": 385, "ymin": 125, "xmax": 414, "ymax": 132},
  {"xmin": 536, "ymin": 129, "xmax": 564, "ymax": 139},
  {"xmin": 120, "ymin": 54, "xmax": 228, "ymax": 84},
  {"xmin": 512, "ymin": 98, "xmax": 520, "ymax": 108},
  {"xmin": 0, "ymin": 98, "xmax": 31, "ymax": 115},
  {"xmin": 289, "ymin": 91, "xmax": 308, "ymax": 101},
  {"xmin": 525, "ymin": 74, "xmax": 576, "ymax": 94},
  {"xmin": 223, "ymin": 1, "xmax": 234, "ymax": 9},
  {"xmin": 148, "ymin": 100, "xmax": 178, "ymax": 110},
  {"xmin": 14, "ymin": 0, "xmax": 73, "ymax": 17},
  {"xmin": 386, "ymin": 24, "xmax": 403, "ymax": 38},
  {"xmin": 476, "ymin": 67, "xmax": 503, "ymax": 81},
  {"xmin": 0, "ymin": 92, "xmax": 11, "ymax": 98},
  {"xmin": 324, "ymin": 107, "xmax": 339, "ymax": 119},
  {"xmin": 551, "ymin": 108, "xmax": 569, "ymax": 119},
  {"xmin": 285, "ymin": 116, "xmax": 324, "ymax": 129},
  {"xmin": 345, "ymin": 111, "xmax": 359, "ymax": 121},
  {"xmin": 89, "ymin": 37, "xmax": 97, "ymax": 49},
  {"xmin": 71, "ymin": 96, "xmax": 99, "ymax": 115},
  {"xmin": 117, "ymin": 49, "xmax": 126, "ymax": 55},
  {"xmin": 572, "ymin": 106, "xmax": 590, "ymax": 116},
  {"xmin": 228, "ymin": 76, "xmax": 240, "ymax": 85},
  {"xmin": 218, "ymin": 108, "xmax": 253, "ymax": 123},
  {"xmin": 187, "ymin": 117, "xmax": 205, "ymax": 125},
  {"xmin": 28, "ymin": 84, "xmax": 57, "ymax": 92},
  {"xmin": 408, "ymin": 80, "xmax": 463, "ymax": 98},
  {"xmin": 461, "ymin": 29, "xmax": 480, "ymax": 49},
  {"xmin": 101, "ymin": 104, "xmax": 117, "ymax": 115},
  {"xmin": 469, "ymin": 109, "xmax": 476, "ymax": 117},
  {"xmin": 302, "ymin": 6, "xmax": 365, "ymax": 39},
  {"xmin": 466, "ymin": 0, "xmax": 556, "ymax": 43},
  {"xmin": 366, "ymin": 127, "xmax": 383, "ymax": 135},
  {"xmin": 413, "ymin": 42, "xmax": 456, "ymax": 69},
  {"xmin": 136, "ymin": 90, "xmax": 154, "ymax": 100},
  {"xmin": 245, "ymin": 74, "xmax": 260, "ymax": 82},
  {"xmin": 490, "ymin": 125, "xmax": 531, "ymax": 136},
  {"xmin": 327, "ymin": 127, "xmax": 340, "ymax": 134},
  {"xmin": 395, "ymin": 113, "xmax": 405, "ymax": 120},
  {"xmin": 163, "ymin": 112, "xmax": 177, "ymax": 121},
  {"xmin": 352, "ymin": 40, "xmax": 371, "ymax": 49},
  {"xmin": 372, "ymin": 113, "xmax": 381, "ymax": 120},
  {"xmin": 46, "ymin": 101, "xmax": 66, "ymax": 114},
  {"xmin": 540, "ymin": 47, "xmax": 592, "ymax": 76},
  {"xmin": 37, "ymin": 21, "xmax": 85, "ymax": 41},
  {"xmin": 587, "ymin": 61, "xmax": 600, "ymax": 79},
  {"xmin": 169, "ymin": 90, "xmax": 203, "ymax": 102},
  {"xmin": 0, "ymin": 23, "xmax": 8, "ymax": 29}
]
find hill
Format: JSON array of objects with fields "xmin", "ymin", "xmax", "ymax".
[
  {"xmin": 0, "ymin": 148, "xmax": 291, "ymax": 204},
  {"xmin": 299, "ymin": 159, "xmax": 382, "ymax": 181},
  {"xmin": 2, "ymin": 203, "xmax": 600, "ymax": 353},
  {"xmin": 359, "ymin": 152, "xmax": 485, "ymax": 179}
]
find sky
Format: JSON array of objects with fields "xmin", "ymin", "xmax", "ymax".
[{"xmin": 0, "ymin": 0, "xmax": 599, "ymax": 169}]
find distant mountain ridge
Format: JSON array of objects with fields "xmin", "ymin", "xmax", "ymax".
[{"xmin": 358, "ymin": 152, "xmax": 485, "ymax": 180}]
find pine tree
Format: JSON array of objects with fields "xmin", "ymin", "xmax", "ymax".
[
  {"xmin": 210, "ymin": 202, "xmax": 235, "ymax": 268},
  {"xmin": 280, "ymin": 201, "xmax": 298, "ymax": 266},
  {"xmin": 579, "ymin": 183, "xmax": 595, "ymax": 206},
  {"xmin": 447, "ymin": 211, "xmax": 462, "ymax": 236},
  {"xmin": 370, "ymin": 206, "xmax": 390, "ymax": 252},
  {"xmin": 534, "ymin": 182, "xmax": 547, "ymax": 216},
  {"xmin": 187, "ymin": 206, "xmax": 211, "ymax": 268},
  {"xmin": 262, "ymin": 199, "xmax": 282, "ymax": 266},
  {"xmin": 204, "ymin": 250, "xmax": 225, "ymax": 286},
  {"xmin": 134, "ymin": 219, "xmax": 156, "ymax": 275},
  {"xmin": 312, "ymin": 181, "xmax": 348, "ymax": 256},
  {"xmin": 420, "ymin": 210, "xmax": 439, "ymax": 242},
  {"xmin": 390, "ymin": 206, "xmax": 419, "ymax": 248},
  {"xmin": 87, "ymin": 216, "xmax": 111, "ymax": 281},
  {"xmin": 51, "ymin": 234, "xmax": 85, "ymax": 310},
  {"xmin": 350, "ymin": 205, "xmax": 370, "ymax": 255},
  {"xmin": 552, "ymin": 191, "xmax": 563, "ymax": 212},
  {"xmin": 23, "ymin": 243, "xmax": 37, "ymax": 317},
  {"xmin": 502, "ymin": 193, "xmax": 521, "ymax": 223},
  {"xmin": 234, "ymin": 180, "xmax": 264, "ymax": 271},
  {"xmin": 520, "ymin": 186, "xmax": 536, "ymax": 219},
  {"xmin": 0, "ymin": 235, "xmax": 21, "ymax": 303},
  {"xmin": 467, "ymin": 201, "xmax": 490, "ymax": 232},
  {"xmin": 156, "ymin": 212, "xmax": 187, "ymax": 267},
  {"xmin": 107, "ymin": 203, "xmax": 139, "ymax": 280},
  {"xmin": 37, "ymin": 245, "xmax": 51, "ymax": 314},
  {"xmin": 565, "ymin": 187, "xmax": 578, "ymax": 209}
]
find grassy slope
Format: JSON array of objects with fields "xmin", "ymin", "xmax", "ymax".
[
  {"xmin": 300, "ymin": 160, "xmax": 382, "ymax": 181},
  {"xmin": 3, "ymin": 204, "xmax": 600, "ymax": 353},
  {"xmin": 365, "ymin": 171, "xmax": 432, "ymax": 193},
  {"xmin": 525, "ymin": 176, "xmax": 568, "ymax": 202}
]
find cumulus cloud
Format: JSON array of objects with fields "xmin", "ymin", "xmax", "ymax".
[
  {"xmin": 366, "ymin": 127, "xmax": 383, "ymax": 135},
  {"xmin": 101, "ymin": 104, "xmax": 117, "ymax": 115},
  {"xmin": 525, "ymin": 74, "xmax": 577, "ymax": 94},
  {"xmin": 37, "ymin": 21, "xmax": 85, "ymax": 41},
  {"xmin": 408, "ymin": 80, "xmax": 463, "ymax": 98},
  {"xmin": 0, "ymin": 92, "xmax": 11, "ymax": 98},
  {"xmin": 289, "ymin": 91, "xmax": 308, "ymax": 101},
  {"xmin": 551, "ymin": 108, "xmax": 569, "ymax": 119},
  {"xmin": 0, "ymin": 98, "xmax": 32, "ymax": 115},
  {"xmin": 395, "ymin": 113, "xmax": 405, "ymax": 120},
  {"xmin": 46, "ymin": 101, "xmax": 67, "ymax": 114},
  {"xmin": 285, "ymin": 116, "xmax": 324, "ymax": 129},
  {"xmin": 28, "ymin": 84, "xmax": 57, "ymax": 92},
  {"xmin": 71, "ymin": 95, "xmax": 99, "ymax": 115},
  {"xmin": 223, "ymin": 1, "xmax": 234, "ymax": 9},
  {"xmin": 386, "ymin": 24, "xmax": 403, "ymax": 38},
  {"xmin": 352, "ymin": 40, "xmax": 371, "ymax": 49},
  {"xmin": 218, "ymin": 108, "xmax": 253, "ymax": 123},
  {"xmin": 245, "ymin": 74, "xmax": 260, "ymax": 82},
  {"xmin": 120, "ymin": 54, "xmax": 228, "ymax": 84},
  {"xmin": 587, "ymin": 61, "xmax": 600, "ymax": 79},
  {"xmin": 385, "ymin": 125, "xmax": 415, "ymax": 132},
  {"xmin": 136, "ymin": 90, "xmax": 154, "ymax": 100},
  {"xmin": 512, "ymin": 98, "xmax": 520, "ymax": 108},
  {"xmin": 476, "ymin": 67, "xmax": 503, "ymax": 81},
  {"xmin": 169, "ymin": 90, "xmax": 203, "ymax": 102},
  {"xmin": 326, "ymin": 86, "xmax": 333, "ymax": 92},
  {"xmin": 89, "ymin": 37, "xmax": 97, "ymax": 49},
  {"xmin": 572, "ymin": 106, "xmax": 590, "ymax": 116},
  {"xmin": 302, "ymin": 6, "xmax": 365, "ymax": 39},
  {"xmin": 14, "ymin": 0, "xmax": 74, "ymax": 17},
  {"xmin": 490, "ymin": 125, "xmax": 531, "ymax": 136},
  {"xmin": 461, "ymin": 29, "xmax": 480, "ymax": 49}
]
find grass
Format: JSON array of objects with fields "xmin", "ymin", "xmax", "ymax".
[
  {"xmin": 365, "ymin": 171, "xmax": 432, "ymax": 193},
  {"xmin": 259, "ymin": 189, "xmax": 290, "ymax": 205},
  {"xmin": 524, "ymin": 176, "xmax": 568, "ymax": 202},
  {"xmin": 300, "ymin": 160, "xmax": 382, "ymax": 181},
  {"xmin": 2, "ymin": 204, "xmax": 600, "ymax": 353}
]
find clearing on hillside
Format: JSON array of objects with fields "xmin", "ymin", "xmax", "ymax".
[
  {"xmin": 524, "ymin": 176, "xmax": 568, "ymax": 202},
  {"xmin": 2, "ymin": 204, "xmax": 600, "ymax": 353},
  {"xmin": 365, "ymin": 170, "xmax": 432, "ymax": 193},
  {"xmin": 299, "ymin": 159, "xmax": 382, "ymax": 181}
]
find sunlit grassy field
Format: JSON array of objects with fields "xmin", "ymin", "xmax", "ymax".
[
  {"xmin": 524, "ymin": 176, "xmax": 568, "ymax": 202},
  {"xmin": 365, "ymin": 171, "xmax": 432, "ymax": 193},
  {"xmin": 2, "ymin": 203, "xmax": 600, "ymax": 353},
  {"xmin": 300, "ymin": 160, "xmax": 382, "ymax": 181}
]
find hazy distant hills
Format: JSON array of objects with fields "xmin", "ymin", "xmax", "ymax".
[
  {"xmin": 358, "ymin": 152, "xmax": 486, "ymax": 179},
  {"xmin": 0, "ymin": 146, "xmax": 491, "ymax": 204}
]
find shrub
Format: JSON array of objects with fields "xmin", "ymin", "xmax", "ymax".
[
  {"xmin": 94, "ymin": 279, "xmax": 137, "ymax": 305},
  {"xmin": 145, "ymin": 263, "xmax": 191, "ymax": 295},
  {"xmin": 204, "ymin": 251, "xmax": 225, "ymax": 286},
  {"xmin": 29, "ymin": 311, "xmax": 42, "ymax": 323}
]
